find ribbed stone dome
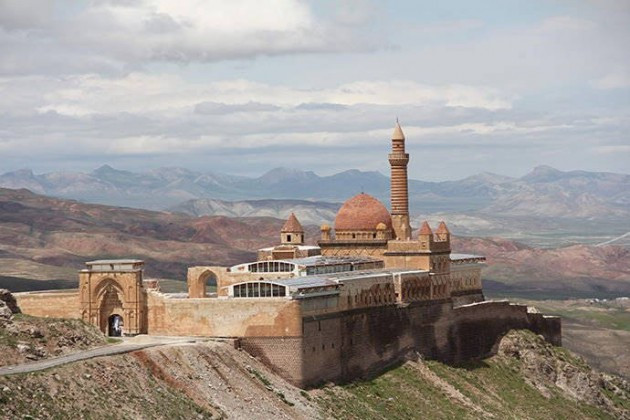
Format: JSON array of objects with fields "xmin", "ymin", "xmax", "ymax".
[{"xmin": 334, "ymin": 193, "xmax": 393, "ymax": 231}]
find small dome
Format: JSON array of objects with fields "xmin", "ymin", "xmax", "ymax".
[
  {"xmin": 321, "ymin": 223, "xmax": 331, "ymax": 231},
  {"xmin": 376, "ymin": 222, "xmax": 387, "ymax": 230},
  {"xmin": 334, "ymin": 193, "xmax": 393, "ymax": 231}
]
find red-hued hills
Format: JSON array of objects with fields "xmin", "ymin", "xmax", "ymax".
[{"xmin": 1, "ymin": 187, "xmax": 628, "ymax": 298}]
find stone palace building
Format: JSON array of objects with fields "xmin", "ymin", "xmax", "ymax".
[{"xmin": 16, "ymin": 122, "xmax": 561, "ymax": 388}]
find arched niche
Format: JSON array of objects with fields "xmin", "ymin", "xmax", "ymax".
[
  {"xmin": 187, "ymin": 267, "xmax": 219, "ymax": 298},
  {"xmin": 95, "ymin": 278, "xmax": 125, "ymax": 334}
]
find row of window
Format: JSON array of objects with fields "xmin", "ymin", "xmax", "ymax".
[
  {"xmin": 248, "ymin": 261, "xmax": 295, "ymax": 273},
  {"xmin": 232, "ymin": 282, "xmax": 287, "ymax": 298},
  {"xmin": 403, "ymin": 285, "xmax": 431, "ymax": 300},
  {"xmin": 345, "ymin": 284, "xmax": 397, "ymax": 307},
  {"xmin": 306, "ymin": 263, "xmax": 352, "ymax": 276},
  {"xmin": 451, "ymin": 276, "xmax": 478, "ymax": 290}
]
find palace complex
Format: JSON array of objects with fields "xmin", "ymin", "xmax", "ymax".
[{"xmin": 15, "ymin": 123, "xmax": 561, "ymax": 388}]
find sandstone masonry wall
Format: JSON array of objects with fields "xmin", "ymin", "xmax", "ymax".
[
  {"xmin": 146, "ymin": 292, "xmax": 302, "ymax": 337},
  {"xmin": 15, "ymin": 291, "xmax": 80, "ymax": 319},
  {"xmin": 276, "ymin": 298, "xmax": 561, "ymax": 388}
]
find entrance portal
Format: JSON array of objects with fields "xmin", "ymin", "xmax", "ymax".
[{"xmin": 108, "ymin": 314, "xmax": 123, "ymax": 337}]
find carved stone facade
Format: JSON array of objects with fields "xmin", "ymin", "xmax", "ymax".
[{"xmin": 78, "ymin": 260, "xmax": 146, "ymax": 335}]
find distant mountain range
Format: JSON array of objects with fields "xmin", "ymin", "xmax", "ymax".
[
  {"xmin": 1, "ymin": 187, "xmax": 628, "ymax": 298},
  {"xmin": 170, "ymin": 198, "xmax": 339, "ymax": 226},
  {"xmin": 0, "ymin": 165, "xmax": 628, "ymax": 221}
]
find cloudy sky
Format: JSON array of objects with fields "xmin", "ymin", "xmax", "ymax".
[{"xmin": 0, "ymin": 0, "xmax": 628, "ymax": 180}]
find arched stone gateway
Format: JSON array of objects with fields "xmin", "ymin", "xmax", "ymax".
[
  {"xmin": 187, "ymin": 266, "xmax": 225, "ymax": 298},
  {"xmin": 79, "ymin": 260, "xmax": 147, "ymax": 336}
]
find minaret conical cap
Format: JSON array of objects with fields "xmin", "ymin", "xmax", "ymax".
[
  {"xmin": 419, "ymin": 221, "xmax": 433, "ymax": 235},
  {"xmin": 281, "ymin": 212, "xmax": 304, "ymax": 232},
  {"xmin": 392, "ymin": 121, "xmax": 405, "ymax": 140}
]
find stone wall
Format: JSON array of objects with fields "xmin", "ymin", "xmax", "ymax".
[
  {"xmin": 15, "ymin": 291, "xmax": 80, "ymax": 319},
  {"xmin": 146, "ymin": 292, "xmax": 303, "ymax": 337},
  {"xmin": 239, "ymin": 337, "xmax": 304, "ymax": 386},
  {"xmin": 251, "ymin": 298, "xmax": 561, "ymax": 388}
]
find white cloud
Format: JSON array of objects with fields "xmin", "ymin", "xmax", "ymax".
[
  {"xmin": 0, "ymin": 2, "xmax": 628, "ymax": 178},
  {"xmin": 592, "ymin": 70, "xmax": 630, "ymax": 89},
  {"xmin": 27, "ymin": 73, "xmax": 513, "ymax": 117},
  {"xmin": 0, "ymin": 0, "xmax": 373, "ymax": 75}
]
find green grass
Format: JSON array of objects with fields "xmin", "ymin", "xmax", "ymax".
[
  {"xmin": 315, "ymin": 332, "xmax": 626, "ymax": 420},
  {"xmin": 247, "ymin": 366, "xmax": 295, "ymax": 406}
]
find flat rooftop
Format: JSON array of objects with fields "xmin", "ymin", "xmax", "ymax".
[
  {"xmin": 258, "ymin": 245, "xmax": 320, "ymax": 251},
  {"xmin": 86, "ymin": 259, "xmax": 144, "ymax": 265},
  {"xmin": 285, "ymin": 267, "xmax": 429, "ymax": 291},
  {"xmin": 450, "ymin": 254, "xmax": 485, "ymax": 261},
  {"xmin": 287, "ymin": 255, "xmax": 381, "ymax": 267}
]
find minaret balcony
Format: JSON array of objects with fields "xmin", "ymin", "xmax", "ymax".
[{"xmin": 388, "ymin": 153, "xmax": 409, "ymax": 166}]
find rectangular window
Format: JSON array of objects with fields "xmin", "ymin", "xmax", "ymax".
[{"xmin": 262, "ymin": 283, "xmax": 271, "ymax": 297}]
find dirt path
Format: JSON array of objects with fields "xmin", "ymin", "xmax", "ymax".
[
  {"xmin": 596, "ymin": 231, "xmax": 630, "ymax": 246},
  {"xmin": 0, "ymin": 336, "xmax": 209, "ymax": 376}
]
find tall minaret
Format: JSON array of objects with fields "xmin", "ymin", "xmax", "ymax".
[{"xmin": 389, "ymin": 121, "xmax": 412, "ymax": 240}]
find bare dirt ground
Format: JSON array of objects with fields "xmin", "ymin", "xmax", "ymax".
[{"xmin": 0, "ymin": 341, "xmax": 321, "ymax": 419}]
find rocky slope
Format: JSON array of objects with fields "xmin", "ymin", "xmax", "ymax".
[
  {"xmin": 0, "ymin": 330, "xmax": 628, "ymax": 419},
  {"xmin": 0, "ymin": 289, "xmax": 106, "ymax": 367},
  {"xmin": 515, "ymin": 298, "xmax": 630, "ymax": 380},
  {"xmin": 0, "ymin": 187, "xmax": 295, "ymax": 280},
  {"xmin": 453, "ymin": 236, "xmax": 630, "ymax": 297}
]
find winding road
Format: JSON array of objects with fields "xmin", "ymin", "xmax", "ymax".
[
  {"xmin": 0, "ymin": 336, "xmax": 209, "ymax": 376},
  {"xmin": 595, "ymin": 231, "xmax": 630, "ymax": 247}
]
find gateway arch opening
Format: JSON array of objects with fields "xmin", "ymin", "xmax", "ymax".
[{"xmin": 108, "ymin": 314, "xmax": 123, "ymax": 337}]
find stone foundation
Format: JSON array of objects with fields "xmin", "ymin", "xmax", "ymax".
[{"xmin": 240, "ymin": 299, "xmax": 561, "ymax": 388}]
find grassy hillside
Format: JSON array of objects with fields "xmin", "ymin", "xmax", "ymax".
[
  {"xmin": 0, "ymin": 330, "xmax": 628, "ymax": 419},
  {"xmin": 315, "ymin": 331, "xmax": 630, "ymax": 420}
]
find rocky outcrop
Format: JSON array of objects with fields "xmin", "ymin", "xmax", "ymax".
[
  {"xmin": 0, "ymin": 298, "xmax": 106, "ymax": 367},
  {"xmin": 0, "ymin": 289, "xmax": 20, "ymax": 327},
  {"xmin": 498, "ymin": 331, "xmax": 630, "ymax": 419},
  {"xmin": 0, "ymin": 289, "xmax": 20, "ymax": 314}
]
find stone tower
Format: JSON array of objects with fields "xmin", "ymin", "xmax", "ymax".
[
  {"xmin": 281, "ymin": 213, "xmax": 304, "ymax": 245},
  {"xmin": 389, "ymin": 121, "xmax": 412, "ymax": 240}
]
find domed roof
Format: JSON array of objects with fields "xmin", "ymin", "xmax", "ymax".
[{"xmin": 334, "ymin": 193, "xmax": 393, "ymax": 231}]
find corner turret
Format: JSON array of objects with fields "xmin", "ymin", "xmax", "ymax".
[
  {"xmin": 281, "ymin": 213, "xmax": 304, "ymax": 245},
  {"xmin": 418, "ymin": 221, "xmax": 434, "ymax": 251},
  {"xmin": 435, "ymin": 221, "xmax": 450, "ymax": 243}
]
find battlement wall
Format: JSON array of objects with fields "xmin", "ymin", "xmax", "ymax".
[
  {"xmin": 14, "ymin": 290, "xmax": 80, "ymax": 319},
  {"xmin": 145, "ymin": 292, "xmax": 302, "ymax": 337}
]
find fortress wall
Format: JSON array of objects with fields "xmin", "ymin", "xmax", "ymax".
[
  {"xmin": 450, "ymin": 301, "xmax": 562, "ymax": 354},
  {"xmin": 291, "ymin": 299, "xmax": 561, "ymax": 388},
  {"xmin": 146, "ymin": 293, "xmax": 302, "ymax": 337},
  {"xmin": 239, "ymin": 337, "xmax": 304, "ymax": 387},
  {"xmin": 299, "ymin": 301, "xmax": 453, "ymax": 387},
  {"xmin": 450, "ymin": 290, "xmax": 484, "ymax": 307},
  {"xmin": 301, "ymin": 315, "xmax": 344, "ymax": 385},
  {"xmin": 14, "ymin": 291, "xmax": 80, "ymax": 319}
]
